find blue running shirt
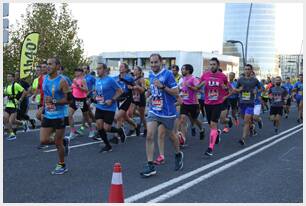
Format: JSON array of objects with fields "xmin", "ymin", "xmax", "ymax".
[
  {"xmin": 95, "ymin": 76, "xmax": 121, "ymax": 112},
  {"xmin": 43, "ymin": 75, "xmax": 66, "ymax": 119},
  {"xmin": 148, "ymin": 69, "xmax": 177, "ymax": 118}
]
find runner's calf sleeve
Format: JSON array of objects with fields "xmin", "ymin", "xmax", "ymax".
[
  {"xmin": 209, "ymin": 128, "xmax": 218, "ymax": 150},
  {"xmin": 98, "ymin": 129, "xmax": 110, "ymax": 146}
]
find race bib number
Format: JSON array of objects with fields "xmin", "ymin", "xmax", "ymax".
[
  {"xmin": 133, "ymin": 92, "xmax": 140, "ymax": 102},
  {"xmin": 242, "ymin": 92, "xmax": 251, "ymax": 101},
  {"xmin": 273, "ymin": 94, "xmax": 282, "ymax": 102},
  {"xmin": 76, "ymin": 101, "xmax": 84, "ymax": 109},
  {"xmin": 180, "ymin": 90, "xmax": 189, "ymax": 100},
  {"xmin": 208, "ymin": 90, "xmax": 219, "ymax": 101},
  {"xmin": 152, "ymin": 97, "xmax": 163, "ymax": 111},
  {"xmin": 46, "ymin": 102, "xmax": 56, "ymax": 112},
  {"xmin": 95, "ymin": 96, "xmax": 105, "ymax": 104}
]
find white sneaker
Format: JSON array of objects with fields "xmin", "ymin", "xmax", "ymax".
[
  {"xmin": 88, "ymin": 130, "xmax": 96, "ymax": 138},
  {"xmin": 69, "ymin": 132, "xmax": 77, "ymax": 140}
]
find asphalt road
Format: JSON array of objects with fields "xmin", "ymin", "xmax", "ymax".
[{"xmin": 3, "ymin": 106, "xmax": 303, "ymax": 203}]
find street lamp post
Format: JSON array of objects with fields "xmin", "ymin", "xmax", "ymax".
[{"xmin": 226, "ymin": 40, "xmax": 246, "ymax": 68}]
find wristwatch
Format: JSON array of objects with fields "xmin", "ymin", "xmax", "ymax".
[{"xmin": 52, "ymin": 99, "xmax": 57, "ymax": 104}]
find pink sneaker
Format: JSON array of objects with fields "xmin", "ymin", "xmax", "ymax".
[
  {"xmin": 223, "ymin": 127, "xmax": 230, "ymax": 133},
  {"xmin": 153, "ymin": 155, "xmax": 165, "ymax": 165}
]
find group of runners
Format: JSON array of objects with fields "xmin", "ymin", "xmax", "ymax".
[{"xmin": 4, "ymin": 53, "xmax": 303, "ymax": 176}]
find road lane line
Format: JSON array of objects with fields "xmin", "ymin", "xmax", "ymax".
[
  {"xmin": 125, "ymin": 124, "xmax": 302, "ymax": 203},
  {"xmin": 43, "ymin": 133, "xmax": 143, "ymax": 153},
  {"xmin": 148, "ymin": 128, "xmax": 303, "ymax": 203}
]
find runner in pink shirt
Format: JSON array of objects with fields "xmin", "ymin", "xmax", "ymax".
[
  {"xmin": 177, "ymin": 64, "xmax": 205, "ymax": 145},
  {"xmin": 196, "ymin": 57, "xmax": 230, "ymax": 156}
]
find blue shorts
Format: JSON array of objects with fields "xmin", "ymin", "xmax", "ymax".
[{"xmin": 240, "ymin": 103, "xmax": 254, "ymax": 115}]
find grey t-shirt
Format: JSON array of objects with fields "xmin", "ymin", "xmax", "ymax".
[
  {"xmin": 269, "ymin": 86, "xmax": 288, "ymax": 107},
  {"xmin": 237, "ymin": 77, "xmax": 261, "ymax": 104}
]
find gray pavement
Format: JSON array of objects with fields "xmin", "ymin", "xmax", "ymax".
[{"xmin": 3, "ymin": 106, "xmax": 303, "ymax": 203}]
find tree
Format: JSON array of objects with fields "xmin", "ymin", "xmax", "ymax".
[{"xmin": 3, "ymin": 3, "xmax": 88, "ymax": 84}]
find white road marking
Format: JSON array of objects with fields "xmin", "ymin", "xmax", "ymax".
[
  {"xmin": 148, "ymin": 128, "xmax": 303, "ymax": 203},
  {"xmin": 124, "ymin": 124, "xmax": 303, "ymax": 203},
  {"xmin": 43, "ymin": 133, "xmax": 143, "ymax": 153}
]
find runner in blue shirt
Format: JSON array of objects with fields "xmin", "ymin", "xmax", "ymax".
[
  {"xmin": 140, "ymin": 53, "xmax": 183, "ymax": 178},
  {"xmin": 40, "ymin": 57, "xmax": 71, "ymax": 175},
  {"xmin": 283, "ymin": 77, "xmax": 294, "ymax": 118},
  {"xmin": 93, "ymin": 63, "xmax": 126, "ymax": 152},
  {"xmin": 110, "ymin": 63, "xmax": 139, "ymax": 144},
  {"xmin": 293, "ymin": 74, "xmax": 303, "ymax": 123}
]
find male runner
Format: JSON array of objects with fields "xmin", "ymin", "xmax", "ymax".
[
  {"xmin": 39, "ymin": 57, "xmax": 71, "ymax": 175},
  {"xmin": 268, "ymin": 76, "xmax": 288, "ymax": 133},
  {"xmin": 234, "ymin": 64, "xmax": 261, "ymax": 145},
  {"xmin": 140, "ymin": 53, "xmax": 183, "ymax": 177}
]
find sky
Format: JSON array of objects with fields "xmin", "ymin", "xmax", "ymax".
[{"xmin": 8, "ymin": 2, "xmax": 303, "ymax": 57}]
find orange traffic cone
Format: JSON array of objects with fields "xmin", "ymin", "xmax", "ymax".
[{"xmin": 108, "ymin": 163, "xmax": 124, "ymax": 203}]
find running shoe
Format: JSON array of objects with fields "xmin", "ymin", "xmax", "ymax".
[
  {"xmin": 140, "ymin": 163, "xmax": 157, "ymax": 177},
  {"xmin": 37, "ymin": 144, "xmax": 49, "ymax": 149},
  {"xmin": 228, "ymin": 117, "xmax": 233, "ymax": 128},
  {"xmin": 174, "ymin": 151, "xmax": 184, "ymax": 171},
  {"xmin": 118, "ymin": 127, "xmax": 127, "ymax": 143},
  {"xmin": 222, "ymin": 127, "xmax": 230, "ymax": 133},
  {"xmin": 191, "ymin": 127, "xmax": 196, "ymax": 137},
  {"xmin": 153, "ymin": 155, "xmax": 165, "ymax": 165},
  {"xmin": 88, "ymin": 130, "xmax": 96, "ymax": 138},
  {"xmin": 76, "ymin": 126, "xmax": 85, "ymax": 135},
  {"xmin": 51, "ymin": 164, "xmax": 68, "ymax": 175},
  {"xmin": 99, "ymin": 145, "xmax": 112, "ymax": 153},
  {"xmin": 205, "ymin": 147, "xmax": 213, "ymax": 156},
  {"xmin": 92, "ymin": 136, "xmax": 102, "ymax": 141},
  {"xmin": 238, "ymin": 138, "xmax": 245, "ymax": 146},
  {"xmin": 110, "ymin": 136, "xmax": 119, "ymax": 144},
  {"xmin": 7, "ymin": 133, "xmax": 16, "ymax": 141},
  {"xmin": 215, "ymin": 129, "xmax": 222, "ymax": 144},
  {"xmin": 127, "ymin": 129, "xmax": 135, "ymax": 136},
  {"xmin": 297, "ymin": 118, "xmax": 301, "ymax": 123},
  {"xmin": 29, "ymin": 119, "xmax": 36, "ymax": 129},
  {"xmin": 285, "ymin": 114, "xmax": 288, "ymax": 119},
  {"xmin": 258, "ymin": 119, "xmax": 263, "ymax": 129},
  {"xmin": 22, "ymin": 121, "xmax": 28, "ymax": 132},
  {"xmin": 199, "ymin": 129, "xmax": 205, "ymax": 140},
  {"xmin": 68, "ymin": 131, "xmax": 77, "ymax": 140},
  {"xmin": 63, "ymin": 137, "xmax": 70, "ymax": 156},
  {"xmin": 274, "ymin": 128, "xmax": 278, "ymax": 134},
  {"xmin": 136, "ymin": 124, "xmax": 141, "ymax": 136}
]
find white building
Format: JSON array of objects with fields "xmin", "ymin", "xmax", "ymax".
[{"xmin": 93, "ymin": 50, "xmax": 239, "ymax": 78}]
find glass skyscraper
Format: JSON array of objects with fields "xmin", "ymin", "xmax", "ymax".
[{"xmin": 223, "ymin": 3, "xmax": 276, "ymax": 78}]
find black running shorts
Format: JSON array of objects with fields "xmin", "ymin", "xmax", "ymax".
[
  {"xmin": 180, "ymin": 104, "xmax": 200, "ymax": 119},
  {"xmin": 204, "ymin": 103, "xmax": 223, "ymax": 125},
  {"xmin": 41, "ymin": 117, "xmax": 66, "ymax": 129},
  {"xmin": 95, "ymin": 108, "xmax": 115, "ymax": 125}
]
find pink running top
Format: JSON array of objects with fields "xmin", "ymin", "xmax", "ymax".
[
  {"xmin": 72, "ymin": 77, "xmax": 87, "ymax": 98},
  {"xmin": 200, "ymin": 70, "xmax": 228, "ymax": 105},
  {"xmin": 180, "ymin": 75, "xmax": 199, "ymax": 105}
]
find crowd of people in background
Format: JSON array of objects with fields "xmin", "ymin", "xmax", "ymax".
[{"xmin": 3, "ymin": 53, "xmax": 303, "ymax": 176}]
